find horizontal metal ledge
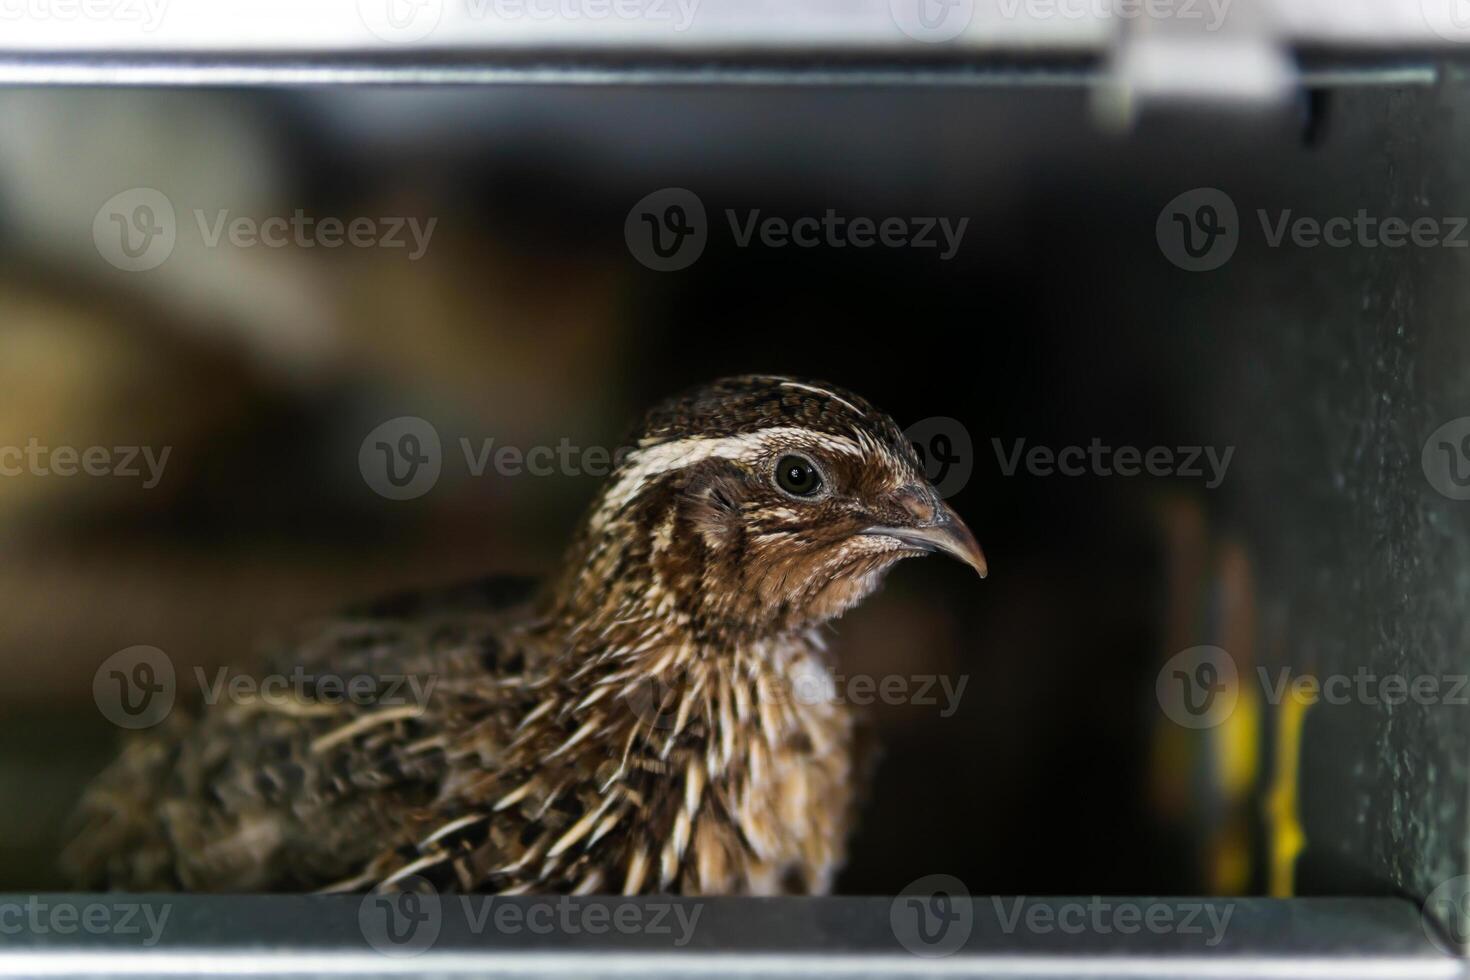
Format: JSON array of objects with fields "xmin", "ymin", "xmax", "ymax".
[
  {"xmin": 0, "ymin": 0, "xmax": 1457, "ymax": 56},
  {"xmin": 0, "ymin": 895, "xmax": 1461, "ymax": 980},
  {"xmin": 0, "ymin": 51, "xmax": 1440, "ymax": 88},
  {"xmin": 0, "ymin": 51, "xmax": 1102, "ymax": 86}
]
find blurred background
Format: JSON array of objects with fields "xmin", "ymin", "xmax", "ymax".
[{"xmin": 0, "ymin": 48, "xmax": 1467, "ymax": 918}]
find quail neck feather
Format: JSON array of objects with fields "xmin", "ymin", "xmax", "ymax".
[{"xmin": 66, "ymin": 375, "xmax": 985, "ymax": 896}]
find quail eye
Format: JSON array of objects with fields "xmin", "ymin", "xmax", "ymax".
[{"xmin": 775, "ymin": 455, "xmax": 823, "ymax": 497}]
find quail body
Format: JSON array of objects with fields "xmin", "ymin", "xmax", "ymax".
[{"xmin": 65, "ymin": 375, "xmax": 985, "ymax": 895}]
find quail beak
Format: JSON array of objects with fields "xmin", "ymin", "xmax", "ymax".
[{"xmin": 863, "ymin": 501, "xmax": 988, "ymax": 579}]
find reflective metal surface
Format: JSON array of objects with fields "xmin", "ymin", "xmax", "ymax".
[
  {"xmin": 0, "ymin": 0, "xmax": 1450, "ymax": 94},
  {"xmin": 0, "ymin": 895, "xmax": 1460, "ymax": 979}
]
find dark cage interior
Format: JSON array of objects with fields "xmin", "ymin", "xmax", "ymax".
[{"xmin": 0, "ymin": 59, "xmax": 1467, "ymax": 947}]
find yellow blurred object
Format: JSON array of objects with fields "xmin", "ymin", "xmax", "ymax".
[
  {"xmin": 1208, "ymin": 678, "xmax": 1260, "ymax": 895},
  {"xmin": 0, "ymin": 276, "xmax": 256, "ymax": 524},
  {"xmin": 1266, "ymin": 678, "xmax": 1312, "ymax": 897},
  {"xmin": 1152, "ymin": 497, "xmax": 1266, "ymax": 896}
]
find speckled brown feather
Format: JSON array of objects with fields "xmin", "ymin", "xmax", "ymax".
[{"xmin": 64, "ymin": 376, "xmax": 970, "ymax": 895}]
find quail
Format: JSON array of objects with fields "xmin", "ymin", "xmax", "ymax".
[{"xmin": 65, "ymin": 375, "xmax": 986, "ymax": 895}]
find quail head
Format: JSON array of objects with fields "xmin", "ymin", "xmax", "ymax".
[{"xmin": 66, "ymin": 375, "xmax": 985, "ymax": 895}]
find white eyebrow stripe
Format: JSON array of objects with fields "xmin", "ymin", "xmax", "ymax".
[
  {"xmin": 592, "ymin": 426, "xmax": 863, "ymax": 529},
  {"xmin": 777, "ymin": 381, "xmax": 866, "ymax": 418}
]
